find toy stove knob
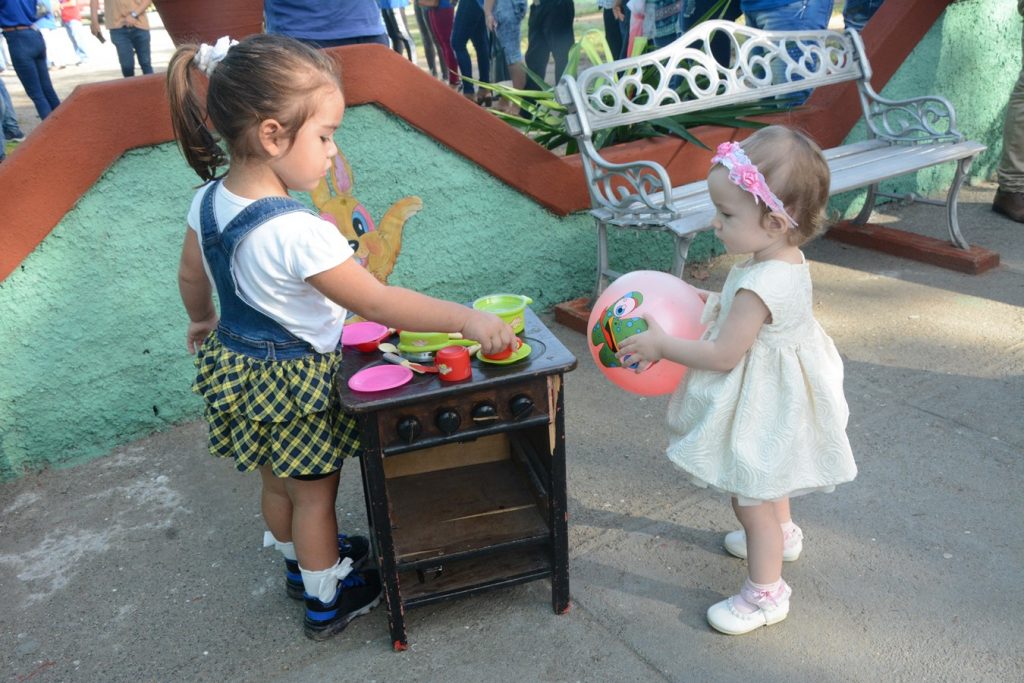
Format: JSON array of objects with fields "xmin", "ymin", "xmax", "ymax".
[
  {"xmin": 396, "ymin": 416, "xmax": 422, "ymax": 444},
  {"xmin": 471, "ymin": 402, "xmax": 499, "ymax": 424},
  {"xmin": 435, "ymin": 409, "xmax": 461, "ymax": 435},
  {"xmin": 509, "ymin": 394, "xmax": 534, "ymax": 420}
]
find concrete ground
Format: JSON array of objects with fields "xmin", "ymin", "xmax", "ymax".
[
  {"xmin": 3, "ymin": 14, "xmax": 1024, "ymax": 683},
  {"xmin": 1, "ymin": 180, "xmax": 1022, "ymax": 681}
]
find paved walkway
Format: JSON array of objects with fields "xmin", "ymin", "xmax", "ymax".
[{"xmin": 1, "ymin": 182, "xmax": 1021, "ymax": 681}]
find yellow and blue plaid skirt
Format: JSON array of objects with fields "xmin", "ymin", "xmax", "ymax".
[{"xmin": 193, "ymin": 333, "xmax": 361, "ymax": 477}]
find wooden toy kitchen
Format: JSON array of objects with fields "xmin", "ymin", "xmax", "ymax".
[{"xmin": 337, "ymin": 308, "xmax": 577, "ymax": 650}]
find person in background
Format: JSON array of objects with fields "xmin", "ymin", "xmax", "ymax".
[
  {"xmin": 599, "ymin": 0, "xmax": 628, "ymax": 59},
  {"xmin": 523, "ymin": 0, "xmax": 575, "ymax": 90},
  {"xmin": 413, "ymin": 0, "xmax": 444, "ymax": 79},
  {"xmin": 678, "ymin": 0, "xmax": 741, "ymax": 66},
  {"xmin": 91, "ymin": 0, "xmax": 153, "ymax": 77},
  {"xmin": 423, "ymin": 0, "xmax": 460, "ymax": 89},
  {"xmin": 60, "ymin": 0, "xmax": 89, "ymax": 63},
  {"xmin": 484, "ymin": 0, "xmax": 527, "ymax": 113},
  {"xmin": 33, "ymin": 0, "xmax": 74, "ymax": 69},
  {"xmin": 993, "ymin": 1, "xmax": 1024, "ymax": 223},
  {"xmin": 263, "ymin": 0, "xmax": 389, "ymax": 48},
  {"xmin": 452, "ymin": 0, "xmax": 491, "ymax": 105},
  {"xmin": 741, "ymin": 0, "xmax": 834, "ymax": 105},
  {"xmin": 842, "ymin": 0, "xmax": 883, "ymax": 32},
  {"xmin": 0, "ymin": 76, "xmax": 27, "ymax": 143},
  {"xmin": 379, "ymin": 0, "xmax": 417, "ymax": 62},
  {"xmin": 0, "ymin": 0, "xmax": 61, "ymax": 120}
]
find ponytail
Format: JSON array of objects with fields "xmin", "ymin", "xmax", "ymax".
[{"xmin": 166, "ymin": 45, "xmax": 227, "ymax": 182}]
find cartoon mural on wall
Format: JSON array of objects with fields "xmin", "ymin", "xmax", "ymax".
[{"xmin": 311, "ymin": 152, "xmax": 423, "ymax": 284}]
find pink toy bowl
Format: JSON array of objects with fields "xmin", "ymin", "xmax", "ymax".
[{"xmin": 341, "ymin": 321, "xmax": 390, "ymax": 353}]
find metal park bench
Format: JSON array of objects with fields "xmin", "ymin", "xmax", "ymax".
[{"xmin": 555, "ymin": 20, "xmax": 987, "ymax": 296}]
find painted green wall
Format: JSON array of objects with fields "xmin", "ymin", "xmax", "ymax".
[
  {"xmin": 833, "ymin": 0, "xmax": 1019, "ymax": 216},
  {"xmin": 1, "ymin": 105, "xmax": 672, "ymax": 480},
  {"xmin": 0, "ymin": 0, "xmax": 1015, "ymax": 478}
]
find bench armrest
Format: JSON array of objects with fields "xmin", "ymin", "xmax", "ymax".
[
  {"xmin": 581, "ymin": 144, "xmax": 677, "ymax": 222},
  {"xmin": 859, "ymin": 85, "xmax": 964, "ymax": 144}
]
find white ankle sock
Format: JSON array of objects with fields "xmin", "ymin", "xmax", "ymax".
[
  {"xmin": 262, "ymin": 531, "xmax": 297, "ymax": 561},
  {"xmin": 780, "ymin": 521, "xmax": 799, "ymax": 537},
  {"xmin": 300, "ymin": 557, "xmax": 353, "ymax": 603},
  {"xmin": 734, "ymin": 578, "xmax": 786, "ymax": 614}
]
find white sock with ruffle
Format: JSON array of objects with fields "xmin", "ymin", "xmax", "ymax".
[
  {"xmin": 262, "ymin": 531, "xmax": 297, "ymax": 561},
  {"xmin": 300, "ymin": 557, "xmax": 354, "ymax": 604}
]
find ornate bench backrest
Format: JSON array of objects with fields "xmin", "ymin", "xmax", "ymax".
[{"xmin": 557, "ymin": 20, "xmax": 868, "ymax": 139}]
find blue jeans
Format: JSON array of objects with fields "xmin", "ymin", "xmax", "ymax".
[
  {"xmin": 4, "ymin": 28, "xmax": 60, "ymax": 119},
  {"xmin": 109, "ymin": 26, "xmax": 153, "ymax": 78},
  {"xmin": 63, "ymin": 19, "xmax": 89, "ymax": 61},
  {"xmin": 452, "ymin": 0, "xmax": 489, "ymax": 94},
  {"xmin": 842, "ymin": 0, "xmax": 883, "ymax": 32},
  {"xmin": 744, "ymin": 0, "xmax": 834, "ymax": 105},
  {"xmin": 0, "ymin": 78, "xmax": 25, "ymax": 139}
]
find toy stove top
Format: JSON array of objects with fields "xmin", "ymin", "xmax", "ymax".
[{"xmin": 337, "ymin": 308, "xmax": 577, "ymax": 453}]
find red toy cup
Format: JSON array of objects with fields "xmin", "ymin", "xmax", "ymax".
[{"xmin": 435, "ymin": 345, "xmax": 471, "ymax": 382}]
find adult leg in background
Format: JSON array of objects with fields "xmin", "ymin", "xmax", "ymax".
[
  {"xmin": 994, "ymin": 14, "xmax": 1024, "ymax": 223},
  {"xmin": 0, "ymin": 78, "xmax": 26, "ymax": 139},
  {"xmin": 426, "ymin": 5, "xmax": 460, "ymax": 87},
  {"xmin": 453, "ymin": 0, "xmax": 489, "ymax": 96},
  {"xmin": 414, "ymin": 2, "xmax": 441, "ymax": 77},
  {"xmin": 131, "ymin": 27, "xmax": 153, "ymax": 75},
  {"xmin": 524, "ymin": 0, "xmax": 575, "ymax": 90},
  {"xmin": 5, "ymin": 28, "xmax": 60, "ymax": 119}
]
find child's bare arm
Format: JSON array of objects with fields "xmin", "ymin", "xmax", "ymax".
[
  {"xmin": 307, "ymin": 259, "xmax": 516, "ymax": 355},
  {"xmin": 616, "ymin": 289, "xmax": 768, "ymax": 373},
  {"xmin": 178, "ymin": 229, "xmax": 218, "ymax": 353}
]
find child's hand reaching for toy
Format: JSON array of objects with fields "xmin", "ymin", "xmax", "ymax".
[
  {"xmin": 461, "ymin": 310, "xmax": 516, "ymax": 356},
  {"xmin": 615, "ymin": 316, "xmax": 667, "ymax": 372}
]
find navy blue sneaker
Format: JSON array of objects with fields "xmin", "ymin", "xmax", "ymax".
[
  {"xmin": 303, "ymin": 568, "xmax": 382, "ymax": 641},
  {"xmin": 285, "ymin": 534, "xmax": 371, "ymax": 600}
]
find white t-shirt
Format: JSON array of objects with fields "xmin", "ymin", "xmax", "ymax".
[{"xmin": 187, "ymin": 182, "xmax": 354, "ymax": 353}]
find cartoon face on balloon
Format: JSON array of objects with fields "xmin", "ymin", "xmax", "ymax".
[{"xmin": 590, "ymin": 291, "xmax": 649, "ymax": 369}]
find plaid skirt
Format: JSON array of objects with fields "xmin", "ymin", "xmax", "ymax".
[{"xmin": 193, "ymin": 333, "xmax": 361, "ymax": 477}]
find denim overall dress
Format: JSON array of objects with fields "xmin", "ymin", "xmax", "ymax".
[{"xmin": 192, "ymin": 180, "xmax": 361, "ymax": 477}]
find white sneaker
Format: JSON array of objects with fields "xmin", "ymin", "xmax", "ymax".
[{"xmin": 723, "ymin": 524, "xmax": 803, "ymax": 562}]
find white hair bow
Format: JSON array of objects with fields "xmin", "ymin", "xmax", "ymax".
[{"xmin": 194, "ymin": 36, "xmax": 238, "ymax": 77}]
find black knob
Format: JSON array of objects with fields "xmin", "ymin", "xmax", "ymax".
[
  {"xmin": 396, "ymin": 416, "xmax": 421, "ymax": 444},
  {"xmin": 435, "ymin": 409, "xmax": 461, "ymax": 435},
  {"xmin": 509, "ymin": 395, "xmax": 534, "ymax": 420},
  {"xmin": 471, "ymin": 402, "xmax": 499, "ymax": 424}
]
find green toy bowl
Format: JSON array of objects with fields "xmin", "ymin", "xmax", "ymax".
[{"xmin": 472, "ymin": 294, "xmax": 533, "ymax": 333}]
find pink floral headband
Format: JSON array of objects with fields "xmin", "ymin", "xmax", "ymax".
[{"xmin": 711, "ymin": 141, "xmax": 797, "ymax": 226}]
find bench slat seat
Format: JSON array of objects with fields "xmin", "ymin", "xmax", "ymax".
[{"xmin": 556, "ymin": 20, "xmax": 987, "ymax": 297}]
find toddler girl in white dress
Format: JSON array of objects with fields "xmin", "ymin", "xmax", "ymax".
[{"xmin": 617, "ymin": 125, "xmax": 856, "ymax": 635}]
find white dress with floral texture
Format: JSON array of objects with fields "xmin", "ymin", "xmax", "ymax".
[{"xmin": 666, "ymin": 256, "xmax": 856, "ymax": 503}]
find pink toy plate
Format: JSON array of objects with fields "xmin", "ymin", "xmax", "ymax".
[{"xmin": 347, "ymin": 364, "xmax": 413, "ymax": 393}]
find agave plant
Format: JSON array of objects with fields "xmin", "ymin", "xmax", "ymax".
[{"xmin": 471, "ymin": 10, "xmax": 793, "ymax": 155}]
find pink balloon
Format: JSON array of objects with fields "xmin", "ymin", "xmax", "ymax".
[{"xmin": 587, "ymin": 271, "xmax": 707, "ymax": 396}]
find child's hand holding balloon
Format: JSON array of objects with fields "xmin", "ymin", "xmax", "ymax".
[{"xmin": 616, "ymin": 316, "xmax": 667, "ymax": 372}]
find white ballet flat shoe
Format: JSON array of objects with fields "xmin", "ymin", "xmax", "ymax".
[
  {"xmin": 706, "ymin": 581, "xmax": 792, "ymax": 635},
  {"xmin": 723, "ymin": 525, "xmax": 803, "ymax": 562}
]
